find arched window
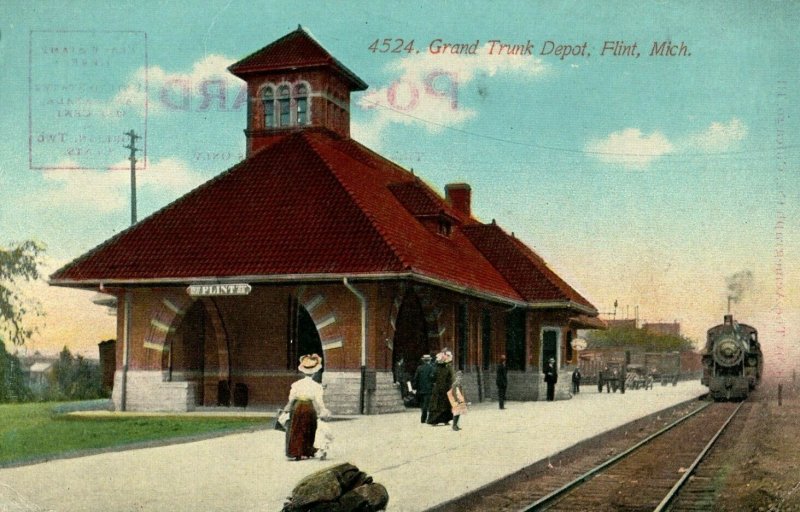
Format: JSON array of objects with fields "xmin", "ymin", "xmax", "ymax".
[
  {"xmin": 261, "ymin": 87, "xmax": 275, "ymax": 128},
  {"xmin": 278, "ymin": 85, "xmax": 291, "ymax": 126},
  {"xmin": 295, "ymin": 84, "xmax": 308, "ymax": 125}
]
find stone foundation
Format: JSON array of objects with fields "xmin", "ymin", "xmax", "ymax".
[
  {"xmin": 368, "ymin": 371, "xmax": 406, "ymax": 414},
  {"xmin": 459, "ymin": 369, "xmax": 545, "ymax": 403},
  {"xmin": 534, "ymin": 370, "xmax": 574, "ymax": 401},
  {"xmin": 322, "ymin": 371, "xmax": 405, "ymax": 415},
  {"xmin": 112, "ymin": 370, "xmax": 196, "ymax": 412},
  {"xmin": 108, "ymin": 368, "xmax": 575, "ymax": 413}
]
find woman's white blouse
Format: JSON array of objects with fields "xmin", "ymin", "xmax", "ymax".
[{"xmin": 288, "ymin": 376, "xmax": 329, "ymax": 416}]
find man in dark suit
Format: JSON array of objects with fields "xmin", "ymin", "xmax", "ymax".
[
  {"xmin": 496, "ymin": 355, "xmax": 508, "ymax": 409},
  {"xmin": 544, "ymin": 358, "xmax": 558, "ymax": 401},
  {"xmin": 572, "ymin": 367, "xmax": 582, "ymax": 393},
  {"xmin": 412, "ymin": 354, "xmax": 435, "ymax": 423}
]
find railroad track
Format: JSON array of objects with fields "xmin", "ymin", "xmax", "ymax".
[{"xmin": 520, "ymin": 401, "xmax": 743, "ymax": 512}]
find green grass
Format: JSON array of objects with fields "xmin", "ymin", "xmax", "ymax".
[{"xmin": 0, "ymin": 401, "xmax": 270, "ymax": 466}]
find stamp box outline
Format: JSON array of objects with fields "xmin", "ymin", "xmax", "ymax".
[{"xmin": 27, "ymin": 29, "xmax": 149, "ymax": 171}]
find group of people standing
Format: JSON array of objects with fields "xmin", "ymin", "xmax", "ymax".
[
  {"xmin": 412, "ymin": 349, "xmax": 467, "ymax": 431},
  {"xmin": 283, "ymin": 351, "xmax": 584, "ymax": 458},
  {"xmin": 412, "ymin": 351, "xmax": 569, "ymax": 427}
]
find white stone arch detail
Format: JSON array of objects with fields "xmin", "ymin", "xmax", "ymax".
[
  {"xmin": 143, "ymin": 292, "xmax": 195, "ymax": 353},
  {"xmin": 295, "ymin": 286, "xmax": 344, "ymax": 352},
  {"xmin": 145, "ymin": 292, "xmax": 230, "ymax": 383},
  {"xmin": 385, "ymin": 282, "xmax": 407, "ymax": 350}
]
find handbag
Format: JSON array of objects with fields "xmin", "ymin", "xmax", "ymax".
[
  {"xmin": 447, "ymin": 388, "xmax": 467, "ymax": 415},
  {"xmin": 274, "ymin": 409, "xmax": 290, "ymax": 431}
]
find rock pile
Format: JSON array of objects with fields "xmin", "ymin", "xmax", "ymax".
[{"xmin": 281, "ymin": 462, "xmax": 389, "ymax": 511}]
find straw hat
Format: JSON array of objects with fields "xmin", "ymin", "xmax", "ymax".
[{"xmin": 298, "ymin": 354, "xmax": 322, "ymax": 374}]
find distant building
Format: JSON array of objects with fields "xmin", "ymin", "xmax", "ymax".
[
  {"xmin": 605, "ymin": 319, "xmax": 637, "ymax": 330},
  {"xmin": 27, "ymin": 361, "xmax": 53, "ymax": 391},
  {"xmin": 20, "ymin": 352, "xmax": 58, "ymax": 392},
  {"xmin": 643, "ymin": 322, "xmax": 681, "ymax": 336}
]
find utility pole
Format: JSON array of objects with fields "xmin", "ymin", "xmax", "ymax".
[
  {"xmin": 123, "ymin": 130, "xmax": 141, "ymax": 225},
  {"xmin": 121, "ymin": 129, "xmax": 140, "ymax": 412}
]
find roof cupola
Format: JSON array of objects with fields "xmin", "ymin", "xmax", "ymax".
[{"xmin": 228, "ymin": 26, "xmax": 368, "ymax": 156}]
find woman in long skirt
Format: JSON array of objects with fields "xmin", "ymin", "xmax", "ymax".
[
  {"xmin": 283, "ymin": 354, "xmax": 330, "ymax": 460},
  {"xmin": 427, "ymin": 349, "xmax": 455, "ymax": 426}
]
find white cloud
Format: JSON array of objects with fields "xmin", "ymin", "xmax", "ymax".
[
  {"xmin": 29, "ymin": 157, "xmax": 205, "ymax": 214},
  {"xmin": 353, "ymin": 43, "xmax": 549, "ymax": 149},
  {"xmin": 586, "ymin": 118, "xmax": 748, "ymax": 169},
  {"xmin": 107, "ymin": 54, "xmax": 244, "ymax": 117},
  {"xmin": 137, "ymin": 157, "xmax": 207, "ymax": 191},
  {"xmin": 585, "ymin": 128, "xmax": 674, "ymax": 168},
  {"xmin": 682, "ymin": 118, "xmax": 748, "ymax": 152}
]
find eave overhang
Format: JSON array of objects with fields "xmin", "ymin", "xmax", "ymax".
[{"xmin": 50, "ymin": 270, "xmax": 598, "ymax": 316}]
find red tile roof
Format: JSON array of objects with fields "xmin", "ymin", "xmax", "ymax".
[
  {"xmin": 461, "ymin": 222, "xmax": 596, "ymax": 310},
  {"xmin": 228, "ymin": 27, "xmax": 367, "ymax": 91},
  {"xmin": 388, "ymin": 182, "xmax": 441, "ymax": 217},
  {"xmin": 51, "ymin": 128, "xmax": 597, "ymax": 313}
]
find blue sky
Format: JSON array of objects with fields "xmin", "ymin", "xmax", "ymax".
[{"xmin": 1, "ymin": 1, "xmax": 798, "ymax": 371}]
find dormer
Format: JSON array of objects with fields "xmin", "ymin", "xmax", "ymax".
[
  {"xmin": 228, "ymin": 26, "xmax": 368, "ymax": 156},
  {"xmin": 388, "ymin": 180, "xmax": 461, "ymax": 238}
]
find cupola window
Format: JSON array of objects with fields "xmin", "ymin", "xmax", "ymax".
[
  {"xmin": 259, "ymin": 82, "xmax": 312, "ymax": 129},
  {"xmin": 278, "ymin": 85, "xmax": 291, "ymax": 126},
  {"xmin": 261, "ymin": 87, "xmax": 275, "ymax": 128},
  {"xmin": 295, "ymin": 84, "xmax": 308, "ymax": 125}
]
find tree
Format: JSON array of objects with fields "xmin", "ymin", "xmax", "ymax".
[
  {"xmin": 48, "ymin": 346, "xmax": 105, "ymax": 400},
  {"xmin": 587, "ymin": 325, "xmax": 695, "ymax": 353},
  {"xmin": 1, "ymin": 240, "xmax": 45, "ymax": 346},
  {"xmin": 0, "ymin": 341, "xmax": 31, "ymax": 403}
]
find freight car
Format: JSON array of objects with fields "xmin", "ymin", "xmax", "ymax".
[
  {"xmin": 644, "ymin": 351, "xmax": 681, "ymax": 386},
  {"xmin": 701, "ymin": 314, "xmax": 762, "ymax": 400}
]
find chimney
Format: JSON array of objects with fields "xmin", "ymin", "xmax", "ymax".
[{"xmin": 445, "ymin": 183, "xmax": 471, "ymax": 216}]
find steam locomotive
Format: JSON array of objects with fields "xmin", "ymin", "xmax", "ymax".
[{"xmin": 702, "ymin": 314, "xmax": 762, "ymax": 400}]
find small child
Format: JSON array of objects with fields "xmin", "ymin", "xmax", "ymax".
[
  {"xmin": 314, "ymin": 418, "xmax": 334, "ymax": 460},
  {"xmin": 448, "ymin": 371, "xmax": 468, "ymax": 431}
]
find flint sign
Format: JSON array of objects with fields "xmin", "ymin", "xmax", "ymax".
[{"xmin": 187, "ymin": 283, "xmax": 252, "ymax": 297}]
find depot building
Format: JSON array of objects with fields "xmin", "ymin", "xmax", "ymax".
[{"xmin": 50, "ymin": 27, "xmax": 604, "ymax": 414}]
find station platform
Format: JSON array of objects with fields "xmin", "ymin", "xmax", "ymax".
[{"xmin": 0, "ymin": 381, "xmax": 706, "ymax": 512}]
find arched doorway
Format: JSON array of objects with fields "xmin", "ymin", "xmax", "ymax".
[
  {"xmin": 168, "ymin": 301, "xmax": 221, "ymax": 406},
  {"xmin": 297, "ymin": 304, "xmax": 324, "ymax": 379},
  {"xmin": 288, "ymin": 297, "xmax": 324, "ymax": 379},
  {"xmin": 392, "ymin": 290, "xmax": 429, "ymax": 387}
]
